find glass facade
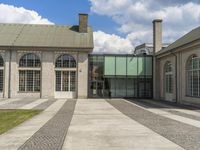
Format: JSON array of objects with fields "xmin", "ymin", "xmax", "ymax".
[{"xmin": 89, "ymin": 54, "xmax": 153, "ymax": 98}]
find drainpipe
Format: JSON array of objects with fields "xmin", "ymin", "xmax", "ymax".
[
  {"xmin": 8, "ymin": 49, "xmax": 12, "ymax": 98},
  {"xmin": 171, "ymin": 51, "xmax": 178, "ymax": 103}
]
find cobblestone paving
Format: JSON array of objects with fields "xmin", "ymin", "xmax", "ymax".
[
  {"xmin": 0, "ymin": 99, "xmax": 36, "ymax": 109},
  {"xmin": 18, "ymin": 100, "xmax": 76, "ymax": 150},
  {"xmin": 107, "ymin": 99, "xmax": 200, "ymax": 150},
  {"xmin": 33, "ymin": 99, "xmax": 57, "ymax": 110},
  {"xmin": 133, "ymin": 99, "xmax": 200, "ymax": 121}
]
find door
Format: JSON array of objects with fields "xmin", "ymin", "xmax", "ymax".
[
  {"xmin": 90, "ymin": 81, "xmax": 104, "ymax": 98},
  {"xmin": 55, "ymin": 71, "xmax": 76, "ymax": 98}
]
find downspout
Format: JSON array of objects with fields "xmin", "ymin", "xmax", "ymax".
[
  {"xmin": 8, "ymin": 49, "xmax": 12, "ymax": 98},
  {"xmin": 171, "ymin": 51, "xmax": 178, "ymax": 103}
]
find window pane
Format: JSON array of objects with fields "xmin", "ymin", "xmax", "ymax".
[
  {"xmin": 0, "ymin": 70, "xmax": 3, "ymax": 91},
  {"xmin": 19, "ymin": 70, "xmax": 26, "ymax": 91},
  {"xmin": 34, "ymin": 71, "xmax": 40, "ymax": 92},
  {"xmin": 146, "ymin": 57, "xmax": 152, "ymax": 76},
  {"xmin": 127, "ymin": 57, "xmax": 137, "ymax": 76},
  {"xmin": 127, "ymin": 78, "xmax": 137, "ymax": 97},
  {"xmin": 70, "ymin": 71, "xmax": 76, "ymax": 91},
  {"xmin": 116, "ymin": 57, "xmax": 126, "ymax": 76},
  {"xmin": 104, "ymin": 56, "xmax": 115, "ymax": 76},
  {"xmin": 26, "ymin": 70, "xmax": 34, "ymax": 92},
  {"xmin": 19, "ymin": 53, "xmax": 40, "ymax": 67},
  {"xmin": 193, "ymin": 71, "xmax": 198, "ymax": 96},
  {"xmin": 62, "ymin": 71, "xmax": 69, "ymax": 91},
  {"xmin": 55, "ymin": 54, "xmax": 76, "ymax": 68},
  {"xmin": 115, "ymin": 78, "xmax": 126, "ymax": 97},
  {"xmin": 0, "ymin": 56, "xmax": 4, "ymax": 67},
  {"xmin": 138, "ymin": 57, "xmax": 145, "ymax": 75},
  {"xmin": 56, "ymin": 71, "xmax": 61, "ymax": 91}
]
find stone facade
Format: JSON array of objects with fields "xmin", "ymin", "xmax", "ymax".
[
  {"xmin": 156, "ymin": 42, "xmax": 200, "ymax": 106},
  {"xmin": 0, "ymin": 49, "xmax": 89, "ymax": 99}
]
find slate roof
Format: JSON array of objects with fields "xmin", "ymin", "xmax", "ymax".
[
  {"xmin": 156, "ymin": 26, "xmax": 200, "ymax": 55},
  {"xmin": 0, "ymin": 23, "xmax": 93, "ymax": 49}
]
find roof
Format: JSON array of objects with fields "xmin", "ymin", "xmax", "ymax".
[
  {"xmin": 0, "ymin": 23, "xmax": 93, "ymax": 49},
  {"xmin": 156, "ymin": 26, "xmax": 200, "ymax": 55}
]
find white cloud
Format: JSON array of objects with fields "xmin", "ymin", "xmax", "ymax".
[
  {"xmin": 93, "ymin": 31, "xmax": 134, "ymax": 54},
  {"xmin": 0, "ymin": 3, "xmax": 53, "ymax": 24},
  {"xmin": 90, "ymin": 0, "xmax": 200, "ymax": 49}
]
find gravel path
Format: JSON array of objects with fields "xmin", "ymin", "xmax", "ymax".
[
  {"xmin": 18, "ymin": 100, "xmax": 76, "ymax": 150},
  {"xmin": 131, "ymin": 99, "xmax": 200, "ymax": 121},
  {"xmin": 107, "ymin": 99, "xmax": 200, "ymax": 150}
]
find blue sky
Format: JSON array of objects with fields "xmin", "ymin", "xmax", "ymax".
[
  {"xmin": 0, "ymin": 0, "xmax": 200, "ymax": 53},
  {"xmin": 0, "ymin": 0, "xmax": 117, "ymax": 34}
]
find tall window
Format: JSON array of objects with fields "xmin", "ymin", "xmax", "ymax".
[
  {"xmin": 0, "ymin": 55, "xmax": 4, "ymax": 92},
  {"xmin": 165, "ymin": 62, "xmax": 173, "ymax": 93},
  {"xmin": 55, "ymin": 54, "xmax": 76, "ymax": 92},
  {"xmin": 19, "ymin": 53, "xmax": 41, "ymax": 92},
  {"xmin": 187, "ymin": 55, "xmax": 200, "ymax": 97}
]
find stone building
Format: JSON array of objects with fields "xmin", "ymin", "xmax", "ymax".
[
  {"xmin": 153, "ymin": 19, "xmax": 200, "ymax": 106},
  {"xmin": 0, "ymin": 14, "xmax": 93, "ymax": 99},
  {"xmin": 0, "ymin": 13, "xmax": 199, "ymax": 106}
]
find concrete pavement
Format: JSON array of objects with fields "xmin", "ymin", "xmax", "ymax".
[
  {"xmin": 62, "ymin": 99, "xmax": 183, "ymax": 150},
  {"xmin": 0, "ymin": 98, "xmax": 200, "ymax": 149}
]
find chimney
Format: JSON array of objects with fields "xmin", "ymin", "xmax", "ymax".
[
  {"xmin": 153, "ymin": 19, "xmax": 162, "ymax": 54},
  {"xmin": 79, "ymin": 13, "xmax": 88, "ymax": 33}
]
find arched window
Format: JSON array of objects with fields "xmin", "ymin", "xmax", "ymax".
[
  {"xmin": 0, "ymin": 55, "xmax": 4, "ymax": 92},
  {"xmin": 55, "ymin": 54, "xmax": 76, "ymax": 68},
  {"xmin": 55, "ymin": 54, "xmax": 76, "ymax": 92},
  {"xmin": 165, "ymin": 62, "xmax": 173, "ymax": 93},
  {"xmin": 19, "ymin": 53, "xmax": 41, "ymax": 67},
  {"xmin": 19, "ymin": 53, "xmax": 41, "ymax": 92},
  {"xmin": 186, "ymin": 55, "xmax": 200, "ymax": 97}
]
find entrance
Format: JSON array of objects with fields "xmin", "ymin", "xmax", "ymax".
[
  {"xmin": 90, "ymin": 81, "xmax": 104, "ymax": 98},
  {"xmin": 54, "ymin": 54, "xmax": 77, "ymax": 99},
  {"xmin": 55, "ymin": 71, "xmax": 76, "ymax": 98}
]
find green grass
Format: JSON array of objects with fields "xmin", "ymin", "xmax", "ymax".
[{"xmin": 0, "ymin": 109, "xmax": 42, "ymax": 135}]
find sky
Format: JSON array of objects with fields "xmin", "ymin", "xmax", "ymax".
[{"xmin": 0, "ymin": 0, "xmax": 200, "ymax": 53}]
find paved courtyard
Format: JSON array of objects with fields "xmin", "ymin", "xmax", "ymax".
[{"xmin": 0, "ymin": 98, "xmax": 200, "ymax": 150}]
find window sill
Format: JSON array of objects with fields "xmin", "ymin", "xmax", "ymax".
[
  {"xmin": 185, "ymin": 95, "xmax": 200, "ymax": 98},
  {"xmin": 18, "ymin": 91, "xmax": 40, "ymax": 93}
]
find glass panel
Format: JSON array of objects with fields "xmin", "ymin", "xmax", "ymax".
[
  {"xmin": 19, "ymin": 70, "xmax": 26, "ymax": 91},
  {"xmin": 0, "ymin": 70, "xmax": 3, "ymax": 91},
  {"xmin": 62, "ymin": 71, "xmax": 69, "ymax": 91},
  {"xmin": 34, "ymin": 71, "xmax": 40, "ymax": 92},
  {"xmin": 145, "ymin": 78, "xmax": 152, "ymax": 98},
  {"xmin": 104, "ymin": 78, "xmax": 115, "ymax": 97},
  {"xmin": 0, "ymin": 56, "xmax": 4, "ymax": 67},
  {"xmin": 146, "ymin": 57, "xmax": 152, "ymax": 75},
  {"xmin": 193, "ymin": 70, "xmax": 198, "ymax": 96},
  {"xmin": 187, "ymin": 71, "xmax": 192, "ymax": 96},
  {"xmin": 138, "ymin": 77, "xmax": 145, "ymax": 98},
  {"xmin": 26, "ymin": 70, "xmax": 34, "ymax": 92},
  {"xmin": 116, "ymin": 57, "xmax": 126, "ymax": 76},
  {"xmin": 104, "ymin": 56, "xmax": 115, "ymax": 76},
  {"xmin": 55, "ymin": 54, "xmax": 76, "ymax": 68},
  {"xmin": 19, "ymin": 53, "xmax": 40, "ymax": 67},
  {"xmin": 70, "ymin": 71, "xmax": 76, "ymax": 91},
  {"xmin": 56, "ymin": 71, "xmax": 61, "ymax": 91},
  {"xmin": 127, "ymin": 78, "xmax": 137, "ymax": 97},
  {"xmin": 115, "ymin": 78, "xmax": 126, "ymax": 97},
  {"xmin": 138, "ymin": 57, "xmax": 145, "ymax": 75},
  {"xmin": 127, "ymin": 57, "xmax": 137, "ymax": 76}
]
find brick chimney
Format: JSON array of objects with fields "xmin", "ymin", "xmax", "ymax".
[
  {"xmin": 153, "ymin": 19, "xmax": 162, "ymax": 54},
  {"xmin": 79, "ymin": 13, "xmax": 88, "ymax": 33}
]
